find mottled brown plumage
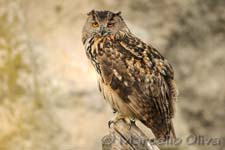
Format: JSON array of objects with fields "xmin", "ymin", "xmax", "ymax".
[{"xmin": 82, "ymin": 10, "xmax": 178, "ymax": 140}]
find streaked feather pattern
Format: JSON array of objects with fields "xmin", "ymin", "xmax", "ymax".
[{"xmin": 82, "ymin": 10, "xmax": 177, "ymax": 140}]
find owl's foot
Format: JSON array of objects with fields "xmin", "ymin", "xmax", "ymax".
[
  {"xmin": 108, "ymin": 113, "xmax": 135, "ymax": 129},
  {"xmin": 108, "ymin": 113, "xmax": 125, "ymax": 128}
]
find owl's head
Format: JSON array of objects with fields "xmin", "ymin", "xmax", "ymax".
[{"xmin": 82, "ymin": 10, "xmax": 129, "ymax": 41}]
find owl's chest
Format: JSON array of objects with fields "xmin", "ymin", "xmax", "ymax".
[
  {"xmin": 88, "ymin": 38, "xmax": 118, "ymax": 58},
  {"xmin": 85, "ymin": 37, "xmax": 122, "ymax": 73}
]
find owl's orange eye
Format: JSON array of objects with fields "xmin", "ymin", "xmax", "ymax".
[
  {"xmin": 91, "ymin": 22, "xmax": 99, "ymax": 28},
  {"xmin": 107, "ymin": 22, "xmax": 114, "ymax": 28}
]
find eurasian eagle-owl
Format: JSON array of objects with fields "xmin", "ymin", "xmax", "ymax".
[{"xmin": 82, "ymin": 10, "xmax": 178, "ymax": 140}]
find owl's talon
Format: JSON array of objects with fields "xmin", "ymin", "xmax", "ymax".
[
  {"xmin": 108, "ymin": 120, "xmax": 114, "ymax": 128},
  {"xmin": 128, "ymin": 119, "xmax": 135, "ymax": 130},
  {"xmin": 113, "ymin": 109, "xmax": 117, "ymax": 114},
  {"xmin": 131, "ymin": 119, "xmax": 135, "ymax": 125}
]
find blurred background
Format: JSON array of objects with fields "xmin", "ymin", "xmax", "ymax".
[{"xmin": 0, "ymin": 0, "xmax": 224, "ymax": 150}]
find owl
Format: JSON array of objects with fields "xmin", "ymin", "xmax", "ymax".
[{"xmin": 82, "ymin": 10, "xmax": 177, "ymax": 140}]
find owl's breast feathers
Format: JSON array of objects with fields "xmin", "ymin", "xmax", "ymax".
[{"xmin": 83, "ymin": 32, "xmax": 177, "ymax": 140}]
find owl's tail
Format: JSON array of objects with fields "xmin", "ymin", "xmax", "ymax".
[{"xmin": 149, "ymin": 120, "xmax": 176, "ymax": 141}]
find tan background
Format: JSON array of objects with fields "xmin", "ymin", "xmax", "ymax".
[{"xmin": 0, "ymin": 0, "xmax": 224, "ymax": 149}]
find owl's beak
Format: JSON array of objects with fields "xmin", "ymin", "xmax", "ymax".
[{"xmin": 99, "ymin": 25, "xmax": 107, "ymax": 36}]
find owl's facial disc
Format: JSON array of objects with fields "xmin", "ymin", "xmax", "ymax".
[
  {"xmin": 91, "ymin": 20, "xmax": 116, "ymax": 37},
  {"xmin": 87, "ymin": 10, "xmax": 123, "ymax": 37},
  {"xmin": 98, "ymin": 21, "xmax": 116, "ymax": 36}
]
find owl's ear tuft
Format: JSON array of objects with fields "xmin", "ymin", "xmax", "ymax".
[
  {"xmin": 114, "ymin": 11, "xmax": 121, "ymax": 16},
  {"xmin": 87, "ymin": 10, "xmax": 95, "ymax": 16}
]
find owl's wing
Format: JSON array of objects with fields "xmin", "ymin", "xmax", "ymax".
[{"xmin": 99, "ymin": 34, "xmax": 176, "ymax": 139}]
